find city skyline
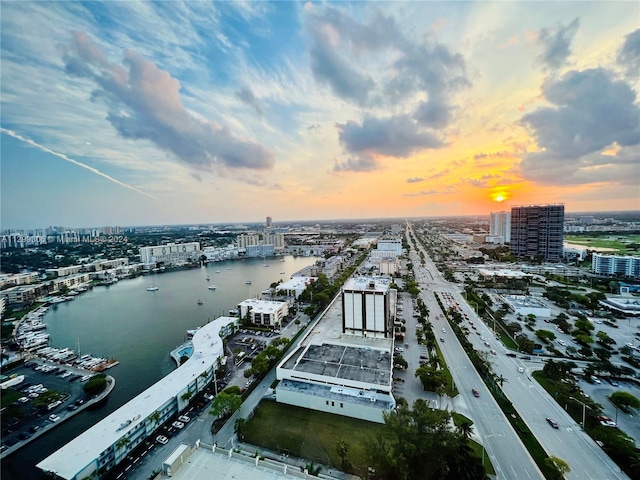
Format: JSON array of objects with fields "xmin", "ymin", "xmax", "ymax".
[{"xmin": 1, "ymin": 1, "xmax": 639, "ymax": 229}]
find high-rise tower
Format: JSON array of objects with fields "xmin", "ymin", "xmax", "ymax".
[{"xmin": 510, "ymin": 204, "xmax": 564, "ymax": 262}]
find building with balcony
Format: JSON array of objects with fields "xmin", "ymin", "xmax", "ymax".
[
  {"xmin": 592, "ymin": 253, "xmax": 640, "ymax": 279},
  {"xmin": 237, "ymin": 299, "xmax": 289, "ymax": 327},
  {"xmin": 510, "ymin": 204, "xmax": 564, "ymax": 262}
]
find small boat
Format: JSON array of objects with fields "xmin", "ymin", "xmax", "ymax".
[
  {"xmin": 280, "ymin": 271, "xmax": 285, "ymax": 274},
  {"xmin": 208, "ymin": 285, "xmax": 217, "ymax": 290},
  {"xmin": 245, "ymin": 281, "xmax": 252, "ymax": 285},
  {"xmin": 215, "ymin": 270, "xmax": 221, "ymax": 273},
  {"xmin": 197, "ymin": 299, "xmax": 204, "ymax": 305},
  {"xmin": 206, "ymin": 276, "xmax": 210, "ymax": 281},
  {"xmin": 147, "ymin": 286, "xmax": 159, "ymax": 291}
]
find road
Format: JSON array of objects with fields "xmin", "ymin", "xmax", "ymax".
[
  {"xmin": 407, "ymin": 222, "xmax": 629, "ymax": 480},
  {"xmin": 406, "ymin": 224, "xmax": 543, "ymax": 479}
]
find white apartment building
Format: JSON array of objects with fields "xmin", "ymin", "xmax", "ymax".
[
  {"xmin": 236, "ymin": 234, "xmax": 260, "ymax": 251},
  {"xmin": 139, "ymin": 242, "xmax": 201, "ymax": 266},
  {"xmin": 45, "ymin": 265, "xmax": 83, "ymax": 277},
  {"xmin": 276, "ymin": 277, "xmax": 317, "ymax": 298},
  {"xmin": 263, "ymin": 233, "xmax": 285, "ymax": 250},
  {"xmin": 489, "ymin": 211, "xmax": 511, "ymax": 244},
  {"xmin": 592, "ymin": 253, "xmax": 640, "ymax": 279},
  {"xmin": 237, "ymin": 299, "xmax": 289, "ymax": 327},
  {"xmin": 202, "ymin": 244, "xmax": 239, "ymax": 262},
  {"xmin": 0, "ymin": 272, "xmax": 40, "ymax": 289}
]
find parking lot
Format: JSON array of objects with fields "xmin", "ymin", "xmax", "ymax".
[{"xmin": 1, "ymin": 360, "xmax": 98, "ymax": 455}]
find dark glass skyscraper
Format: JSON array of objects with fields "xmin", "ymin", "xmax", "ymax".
[{"xmin": 510, "ymin": 204, "xmax": 564, "ymax": 262}]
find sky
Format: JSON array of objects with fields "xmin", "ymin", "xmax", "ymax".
[{"xmin": 1, "ymin": 1, "xmax": 639, "ymax": 230}]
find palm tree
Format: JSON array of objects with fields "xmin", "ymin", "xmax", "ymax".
[
  {"xmin": 147, "ymin": 410, "xmax": 161, "ymax": 428},
  {"xmin": 429, "ymin": 356, "xmax": 442, "ymax": 370},
  {"xmin": 495, "ymin": 374, "xmax": 508, "ymax": 388},
  {"xmin": 436, "ymin": 384, "xmax": 447, "ymax": 409},
  {"xmin": 457, "ymin": 420, "xmax": 474, "ymax": 439}
]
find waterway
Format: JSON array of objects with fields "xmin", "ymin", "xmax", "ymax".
[{"xmin": 1, "ymin": 255, "xmax": 317, "ymax": 480}]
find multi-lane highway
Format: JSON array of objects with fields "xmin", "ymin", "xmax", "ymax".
[{"xmin": 407, "ymin": 223, "xmax": 630, "ymax": 480}]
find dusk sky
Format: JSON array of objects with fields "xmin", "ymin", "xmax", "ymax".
[{"xmin": 1, "ymin": 1, "xmax": 639, "ymax": 229}]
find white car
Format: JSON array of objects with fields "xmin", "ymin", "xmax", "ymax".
[
  {"xmin": 178, "ymin": 415, "xmax": 190, "ymax": 423},
  {"xmin": 48, "ymin": 414, "xmax": 60, "ymax": 423},
  {"xmin": 171, "ymin": 421, "xmax": 185, "ymax": 429},
  {"xmin": 156, "ymin": 435, "xmax": 169, "ymax": 445}
]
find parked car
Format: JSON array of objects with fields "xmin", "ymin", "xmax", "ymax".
[
  {"xmin": 595, "ymin": 416, "xmax": 617, "ymax": 427},
  {"xmin": 171, "ymin": 421, "xmax": 185, "ymax": 429},
  {"xmin": 546, "ymin": 417, "xmax": 559, "ymax": 429},
  {"xmin": 178, "ymin": 415, "xmax": 190, "ymax": 423},
  {"xmin": 590, "ymin": 375, "xmax": 602, "ymax": 384},
  {"xmin": 472, "ymin": 388, "xmax": 480, "ymax": 398},
  {"xmin": 48, "ymin": 414, "xmax": 60, "ymax": 423},
  {"xmin": 156, "ymin": 435, "xmax": 169, "ymax": 445}
]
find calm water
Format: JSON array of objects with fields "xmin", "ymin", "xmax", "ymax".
[{"xmin": 1, "ymin": 255, "xmax": 316, "ymax": 480}]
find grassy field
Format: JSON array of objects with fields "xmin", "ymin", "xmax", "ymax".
[
  {"xmin": 565, "ymin": 234, "xmax": 640, "ymax": 254},
  {"xmin": 244, "ymin": 400, "xmax": 495, "ymax": 477},
  {"xmin": 244, "ymin": 400, "xmax": 383, "ymax": 476}
]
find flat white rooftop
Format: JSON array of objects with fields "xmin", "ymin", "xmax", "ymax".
[
  {"xmin": 37, "ymin": 317, "xmax": 233, "ymax": 480},
  {"xmin": 342, "ymin": 276, "xmax": 391, "ymax": 294},
  {"xmin": 238, "ymin": 298, "xmax": 287, "ymax": 313},
  {"xmin": 278, "ymin": 276, "xmax": 317, "ymax": 290}
]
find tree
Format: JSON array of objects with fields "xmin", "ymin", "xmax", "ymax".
[
  {"xmin": 209, "ymin": 390, "xmax": 242, "ymax": 418},
  {"xmin": 544, "ymin": 456, "xmax": 571, "ymax": 479},
  {"xmin": 235, "ymin": 417, "xmax": 247, "ymax": 440},
  {"xmin": 535, "ymin": 329, "xmax": 556, "ymax": 343},
  {"xmin": 610, "ymin": 391, "xmax": 640, "ymax": 412},
  {"xmin": 365, "ymin": 399, "xmax": 485, "ymax": 480},
  {"xmin": 147, "ymin": 410, "xmax": 161, "ymax": 427},
  {"xmin": 415, "ymin": 365, "xmax": 447, "ymax": 392},
  {"xmin": 457, "ymin": 420, "xmax": 474, "ymax": 439},
  {"xmin": 336, "ymin": 439, "xmax": 351, "ymax": 471}
]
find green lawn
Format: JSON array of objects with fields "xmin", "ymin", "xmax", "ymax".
[
  {"xmin": 243, "ymin": 400, "xmax": 496, "ymax": 478},
  {"xmin": 243, "ymin": 400, "xmax": 382, "ymax": 476},
  {"xmin": 564, "ymin": 234, "xmax": 640, "ymax": 254}
]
